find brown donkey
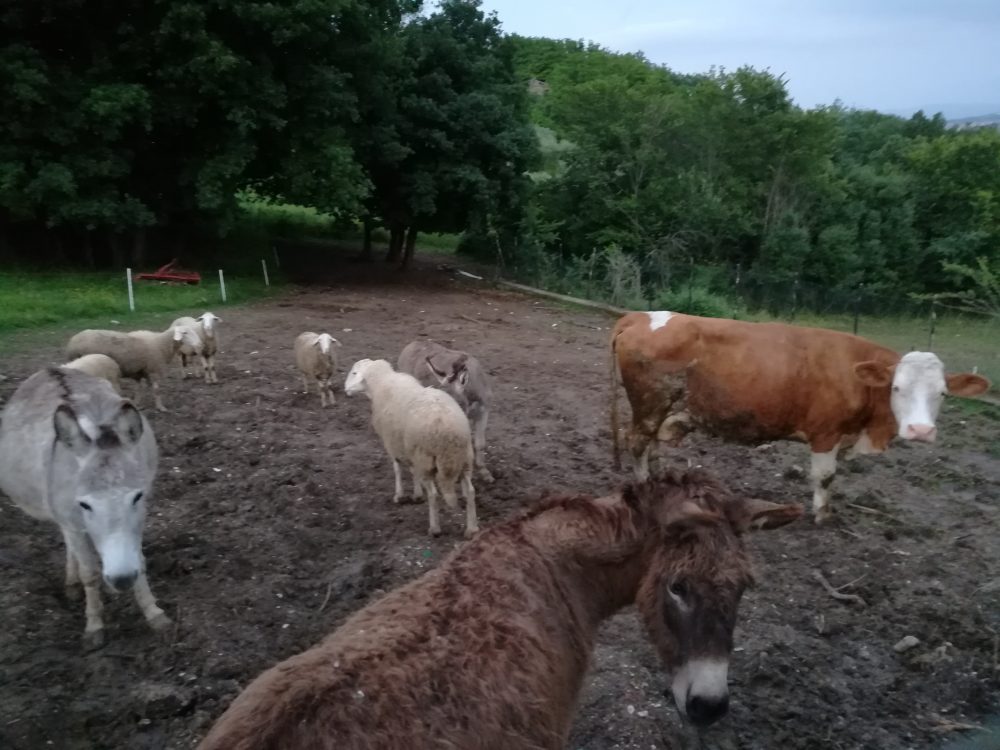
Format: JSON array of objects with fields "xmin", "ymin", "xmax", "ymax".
[{"xmin": 198, "ymin": 471, "xmax": 802, "ymax": 750}]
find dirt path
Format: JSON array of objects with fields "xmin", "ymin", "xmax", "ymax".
[{"xmin": 1, "ymin": 265, "xmax": 998, "ymax": 749}]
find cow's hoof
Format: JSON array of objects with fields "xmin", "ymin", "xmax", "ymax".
[
  {"xmin": 83, "ymin": 629, "xmax": 106, "ymax": 651},
  {"xmin": 148, "ymin": 612, "xmax": 172, "ymax": 632}
]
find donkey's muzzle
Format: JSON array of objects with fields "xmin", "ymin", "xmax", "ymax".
[{"xmin": 687, "ymin": 693, "xmax": 729, "ymax": 727}]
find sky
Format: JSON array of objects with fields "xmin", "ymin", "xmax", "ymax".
[{"xmin": 476, "ymin": 0, "xmax": 1000, "ymax": 119}]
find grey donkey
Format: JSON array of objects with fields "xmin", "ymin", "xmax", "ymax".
[
  {"xmin": 397, "ymin": 340, "xmax": 494, "ymax": 483},
  {"xmin": 0, "ymin": 367, "xmax": 169, "ymax": 647}
]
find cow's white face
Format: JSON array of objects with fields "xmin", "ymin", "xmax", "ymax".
[
  {"xmin": 855, "ymin": 351, "xmax": 990, "ymax": 443},
  {"xmin": 891, "ymin": 352, "xmax": 947, "ymax": 441}
]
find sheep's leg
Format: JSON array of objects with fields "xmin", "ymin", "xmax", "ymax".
[
  {"xmin": 66, "ymin": 534, "xmax": 105, "ymax": 648},
  {"xmin": 324, "ymin": 378, "xmax": 335, "ymax": 406},
  {"xmin": 318, "ymin": 378, "xmax": 328, "ymax": 407},
  {"xmin": 439, "ymin": 475, "xmax": 460, "ymax": 510},
  {"xmin": 412, "ymin": 470, "xmax": 424, "ymax": 501},
  {"xmin": 461, "ymin": 469, "xmax": 479, "ymax": 538},
  {"xmin": 132, "ymin": 555, "xmax": 170, "ymax": 631},
  {"xmin": 392, "ymin": 459, "xmax": 406, "ymax": 503},
  {"xmin": 179, "ymin": 353, "xmax": 189, "ymax": 378},
  {"xmin": 424, "ymin": 479, "xmax": 441, "ymax": 537},
  {"xmin": 61, "ymin": 528, "xmax": 81, "ymax": 601},
  {"xmin": 301, "ymin": 374, "xmax": 310, "ymax": 394},
  {"xmin": 200, "ymin": 354, "xmax": 210, "ymax": 383},
  {"xmin": 473, "ymin": 412, "xmax": 494, "ymax": 483},
  {"xmin": 150, "ymin": 376, "xmax": 167, "ymax": 412}
]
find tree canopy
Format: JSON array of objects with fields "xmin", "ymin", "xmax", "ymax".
[{"xmin": 2, "ymin": 3, "xmax": 998, "ymax": 293}]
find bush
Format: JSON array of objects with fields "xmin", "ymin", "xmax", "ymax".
[{"xmin": 653, "ymin": 285, "xmax": 745, "ymax": 319}]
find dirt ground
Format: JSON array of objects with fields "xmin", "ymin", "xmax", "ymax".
[{"xmin": 1, "ymin": 252, "xmax": 998, "ymax": 750}]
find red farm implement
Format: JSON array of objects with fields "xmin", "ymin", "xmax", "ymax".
[{"xmin": 134, "ymin": 259, "xmax": 201, "ymax": 285}]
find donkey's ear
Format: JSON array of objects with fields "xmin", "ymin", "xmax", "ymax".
[
  {"xmin": 739, "ymin": 498, "xmax": 803, "ymax": 532},
  {"xmin": 425, "ymin": 357, "xmax": 449, "ymax": 385},
  {"xmin": 53, "ymin": 404, "xmax": 92, "ymax": 454},
  {"xmin": 115, "ymin": 402, "xmax": 144, "ymax": 444},
  {"xmin": 663, "ymin": 500, "xmax": 723, "ymax": 538}
]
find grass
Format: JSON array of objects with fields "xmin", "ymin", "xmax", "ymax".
[
  {"xmin": 768, "ymin": 311, "xmax": 1000, "ymax": 390},
  {"xmin": 0, "ymin": 272, "xmax": 281, "ymax": 340}
]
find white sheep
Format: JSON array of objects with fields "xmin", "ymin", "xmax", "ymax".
[
  {"xmin": 65, "ymin": 324, "xmax": 202, "ymax": 412},
  {"xmin": 62, "ymin": 354, "xmax": 123, "ymax": 394},
  {"xmin": 294, "ymin": 332, "xmax": 341, "ymax": 407},
  {"xmin": 345, "ymin": 358, "xmax": 478, "ymax": 538},
  {"xmin": 170, "ymin": 312, "xmax": 222, "ymax": 383}
]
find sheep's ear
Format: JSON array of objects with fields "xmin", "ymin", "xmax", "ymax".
[
  {"xmin": 53, "ymin": 404, "xmax": 92, "ymax": 454},
  {"xmin": 172, "ymin": 326, "xmax": 184, "ymax": 341},
  {"xmin": 331, "ymin": 338, "xmax": 342, "ymax": 348},
  {"xmin": 425, "ymin": 357, "xmax": 449, "ymax": 385}
]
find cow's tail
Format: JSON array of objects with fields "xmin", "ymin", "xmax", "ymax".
[{"xmin": 610, "ymin": 325, "xmax": 623, "ymax": 471}]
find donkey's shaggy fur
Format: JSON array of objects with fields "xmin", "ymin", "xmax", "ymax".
[{"xmin": 198, "ymin": 471, "xmax": 800, "ymax": 750}]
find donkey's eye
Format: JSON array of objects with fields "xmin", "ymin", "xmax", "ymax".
[
  {"xmin": 668, "ymin": 580, "xmax": 690, "ymax": 599},
  {"xmin": 132, "ymin": 492, "xmax": 144, "ymax": 506},
  {"xmin": 79, "ymin": 502, "xmax": 93, "ymax": 512}
]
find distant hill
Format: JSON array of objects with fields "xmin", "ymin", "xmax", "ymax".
[{"xmin": 947, "ymin": 113, "xmax": 1000, "ymax": 130}]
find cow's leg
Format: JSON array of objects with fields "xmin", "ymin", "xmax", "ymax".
[
  {"xmin": 132, "ymin": 554, "xmax": 170, "ymax": 631},
  {"xmin": 810, "ymin": 448, "xmax": 838, "ymax": 524},
  {"xmin": 62, "ymin": 528, "xmax": 81, "ymax": 601},
  {"xmin": 391, "ymin": 459, "xmax": 405, "ymax": 503},
  {"xmin": 472, "ymin": 411, "xmax": 493, "ymax": 483}
]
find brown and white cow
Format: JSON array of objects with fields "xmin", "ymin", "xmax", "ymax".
[{"xmin": 610, "ymin": 311, "xmax": 990, "ymax": 523}]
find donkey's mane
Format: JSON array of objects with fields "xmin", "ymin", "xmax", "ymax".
[{"xmin": 521, "ymin": 469, "xmax": 736, "ymax": 524}]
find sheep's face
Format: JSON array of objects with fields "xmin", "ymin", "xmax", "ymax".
[
  {"xmin": 173, "ymin": 325, "xmax": 203, "ymax": 351},
  {"xmin": 198, "ymin": 312, "xmax": 221, "ymax": 333},
  {"xmin": 345, "ymin": 359, "xmax": 374, "ymax": 396}
]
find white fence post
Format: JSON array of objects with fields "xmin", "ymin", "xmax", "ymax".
[
  {"xmin": 261, "ymin": 258, "xmax": 270, "ymax": 287},
  {"xmin": 219, "ymin": 269, "xmax": 227, "ymax": 303},
  {"xmin": 126, "ymin": 268, "xmax": 135, "ymax": 312}
]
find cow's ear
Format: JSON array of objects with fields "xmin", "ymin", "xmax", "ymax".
[
  {"xmin": 946, "ymin": 372, "xmax": 990, "ymax": 397},
  {"xmin": 854, "ymin": 361, "xmax": 894, "ymax": 388}
]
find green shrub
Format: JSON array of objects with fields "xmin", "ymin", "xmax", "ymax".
[{"xmin": 653, "ymin": 285, "xmax": 745, "ymax": 319}]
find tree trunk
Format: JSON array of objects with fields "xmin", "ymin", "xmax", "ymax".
[
  {"xmin": 385, "ymin": 222, "xmax": 404, "ymax": 263},
  {"xmin": 360, "ymin": 218, "xmax": 373, "ymax": 261},
  {"xmin": 131, "ymin": 227, "xmax": 147, "ymax": 268},
  {"xmin": 110, "ymin": 233, "xmax": 126, "ymax": 269},
  {"xmin": 400, "ymin": 226, "xmax": 418, "ymax": 268},
  {"xmin": 83, "ymin": 232, "xmax": 95, "ymax": 269}
]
